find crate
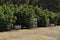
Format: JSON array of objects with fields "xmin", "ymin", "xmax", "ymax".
[
  {"xmin": 14, "ymin": 25, "xmax": 21, "ymax": 30},
  {"xmin": 33, "ymin": 18, "xmax": 37, "ymax": 28}
]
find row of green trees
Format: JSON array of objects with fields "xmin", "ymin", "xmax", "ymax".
[{"xmin": 0, "ymin": 4, "xmax": 60, "ymax": 31}]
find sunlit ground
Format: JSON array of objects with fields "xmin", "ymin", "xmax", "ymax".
[{"xmin": 0, "ymin": 26, "xmax": 60, "ymax": 40}]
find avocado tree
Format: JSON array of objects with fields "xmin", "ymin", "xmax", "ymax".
[
  {"xmin": 0, "ymin": 4, "xmax": 16, "ymax": 31},
  {"xmin": 34, "ymin": 6, "xmax": 48, "ymax": 27},
  {"xmin": 14, "ymin": 5, "xmax": 35, "ymax": 29}
]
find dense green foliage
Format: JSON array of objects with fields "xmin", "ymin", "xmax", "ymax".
[
  {"xmin": 0, "ymin": 0, "xmax": 60, "ymax": 12},
  {"xmin": 0, "ymin": 4, "xmax": 16, "ymax": 31},
  {"xmin": 0, "ymin": 3, "xmax": 60, "ymax": 30},
  {"xmin": 34, "ymin": 7, "xmax": 48, "ymax": 27},
  {"xmin": 14, "ymin": 5, "xmax": 35, "ymax": 28},
  {"xmin": 54, "ymin": 12, "xmax": 60, "ymax": 25}
]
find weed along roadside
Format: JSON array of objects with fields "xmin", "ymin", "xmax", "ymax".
[{"xmin": 0, "ymin": 4, "xmax": 60, "ymax": 31}]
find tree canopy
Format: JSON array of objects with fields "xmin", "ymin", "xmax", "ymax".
[{"xmin": 0, "ymin": 0, "xmax": 60, "ymax": 12}]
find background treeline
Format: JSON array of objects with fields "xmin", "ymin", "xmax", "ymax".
[
  {"xmin": 0, "ymin": 0, "xmax": 60, "ymax": 12},
  {"xmin": 0, "ymin": 4, "xmax": 60, "ymax": 31},
  {"xmin": 0, "ymin": 0, "xmax": 60, "ymax": 31}
]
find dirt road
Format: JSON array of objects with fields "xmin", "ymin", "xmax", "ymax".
[{"xmin": 0, "ymin": 26, "xmax": 60, "ymax": 40}]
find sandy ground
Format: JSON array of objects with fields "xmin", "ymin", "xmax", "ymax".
[{"xmin": 0, "ymin": 26, "xmax": 60, "ymax": 40}]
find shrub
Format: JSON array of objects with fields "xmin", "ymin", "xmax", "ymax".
[
  {"xmin": 54, "ymin": 12, "xmax": 60, "ymax": 25},
  {"xmin": 43, "ymin": 9, "xmax": 56, "ymax": 26},
  {"xmin": 14, "ymin": 5, "xmax": 35, "ymax": 29},
  {"xmin": 34, "ymin": 6, "xmax": 48, "ymax": 27},
  {"xmin": 0, "ymin": 6, "xmax": 5, "ymax": 31},
  {"xmin": 0, "ymin": 4, "xmax": 16, "ymax": 31},
  {"xmin": 48, "ymin": 12, "xmax": 55, "ymax": 24}
]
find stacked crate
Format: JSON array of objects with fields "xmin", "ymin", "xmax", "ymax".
[{"xmin": 33, "ymin": 18, "xmax": 37, "ymax": 28}]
